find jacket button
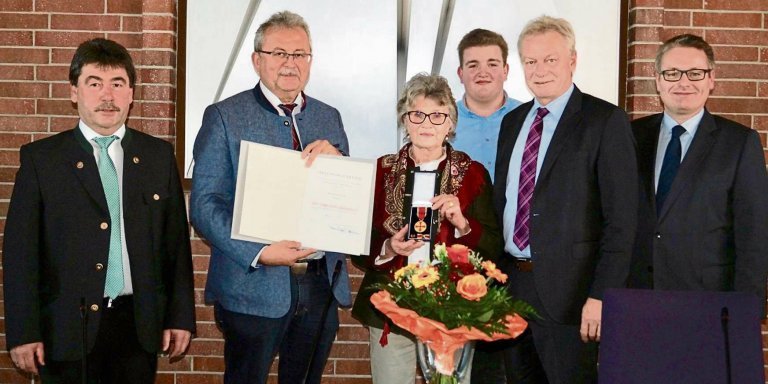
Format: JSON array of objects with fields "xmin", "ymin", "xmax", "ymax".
[
  {"xmin": 100, "ymin": 222, "xmax": 109, "ymax": 230},
  {"xmin": 95, "ymin": 263, "xmax": 104, "ymax": 271},
  {"xmin": 283, "ymin": 121, "xmax": 290, "ymax": 126},
  {"xmin": 90, "ymin": 304, "xmax": 99, "ymax": 312},
  {"xmin": 655, "ymin": 232, "xmax": 662, "ymax": 239},
  {"xmin": 153, "ymin": 194, "xmax": 160, "ymax": 201}
]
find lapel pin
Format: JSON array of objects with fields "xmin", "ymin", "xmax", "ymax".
[
  {"xmin": 76, "ymin": 161, "xmax": 84, "ymax": 169},
  {"xmin": 133, "ymin": 156, "xmax": 140, "ymax": 164}
]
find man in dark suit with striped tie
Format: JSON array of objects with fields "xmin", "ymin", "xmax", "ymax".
[
  {"xmin": 494, "ymin": 15, "xmax": 638, "ymax": 383},
  {"xmin": 630, "ymin": 34, "xmax": 768, "ymax": 316}
]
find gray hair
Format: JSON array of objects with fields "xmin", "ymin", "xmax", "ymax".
[
  {"xmin": 397, "ymin": 73, "xmax": 458, "ymax": 140},
  {"xmin": 517, "ymin": 15, "xmax": 576, "ymax": 61},
  {"xmin": 253, "ymin": 11, "xmax": 312, "ymax": 51}
]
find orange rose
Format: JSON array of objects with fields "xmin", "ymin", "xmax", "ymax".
[
  {"xmin": 447, "ymin": 244, "xmax": 470, "ymax": 264},
  {"xmin": 456, "ymin": 273, "xmax": 487, "ymax": 301}
]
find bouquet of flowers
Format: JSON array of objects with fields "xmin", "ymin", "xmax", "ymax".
[{"xmin": 371, "ymin": 243, "xmax": 536, "ymax": 383}]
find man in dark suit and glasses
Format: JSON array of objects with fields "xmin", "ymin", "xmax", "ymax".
[
  {"xmin": 3, "ymin": 38, "xmax": 195, "ymax": 383},
  {"xmin": 630, "ymin": 34, "xmax": 768, "ymax": 316},
  {"xmin": 494, "ymin": 15, "xmax": 638, "ymax": 383}
]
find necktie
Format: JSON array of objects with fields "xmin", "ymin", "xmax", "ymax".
[
  {"xmin": 512, "ymin": 107, "xmax": 549, "ymax": 250},
  {"xmin": 278, "ymin": 103, "xmax": 300, "ymax": 150},
  {"xmin": 656, "ymin": 125, "xmax": 686, "ymax": 215},
  {"xmin": 94, "ymin": 136, "xmax": 124, "ymax": 300}
]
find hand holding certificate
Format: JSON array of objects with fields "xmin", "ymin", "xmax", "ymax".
[{"xmin": 232, "ymin": 141, "xmax": 376, "ymax": 255}]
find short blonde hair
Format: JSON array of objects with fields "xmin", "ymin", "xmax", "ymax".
[
  {"xmin": 517, "ymin": 15, "xmax": 576, "ymax": 61},
  {"xmin": 396, "ymin": 73, "xmax": 458, "ymax": 140}
]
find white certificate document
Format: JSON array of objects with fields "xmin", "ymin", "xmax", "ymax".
[{"xmin": 231, "ymin": 141, "xmax": 376, "ymax": 255}]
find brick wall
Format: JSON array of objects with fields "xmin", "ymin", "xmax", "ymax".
[{"xmin": 0, "ymin": 0, "xmax": 766, "ymax": 383}]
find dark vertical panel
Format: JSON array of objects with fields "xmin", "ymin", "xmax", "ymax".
[
  {"xmin": 176, "ymin": 0, "xmax": 190, "ymax": 188},
  {"xmin": 619, "ymin": 0, "xmax": 629, "ymax": 110}
]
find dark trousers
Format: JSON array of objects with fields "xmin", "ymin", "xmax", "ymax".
[
  {"xmin": 215, "ymin": 259, "xmax": 340, "ymax": 384},
  {"xmin": 470, "ymin": 340, "xmax": 510, "ymax": 384},
  {"xmin": 503, "ymin": 266, "xmax": 598, "ymax": 384},
  {"xmin": 39, "ymin": 296, "xmax": 157, "ymax": 384},
  {"xmin": 502, "ymin": 328, "xmax": 548, "ymax": 384}
]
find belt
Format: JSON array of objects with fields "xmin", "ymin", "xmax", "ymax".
[
  {"xmin": 103, "ymin": 295, "xmax": 133, "ymax": 309},
  {"xmin": 513, "ymin": 258, "xmax": 534, "ymax": 272},
  {"xmin": 290, "ymin": 258, "xmax": 323, "ymax": 275}
]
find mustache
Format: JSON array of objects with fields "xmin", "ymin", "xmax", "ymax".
[{"xmin": 95, "ymin": 102, "xmax": 121, "ymax": 112}]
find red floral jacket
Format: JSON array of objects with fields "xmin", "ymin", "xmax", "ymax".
[{"xmin": 351, "ymin": 143, "xmax": 503, "ymax": 331}]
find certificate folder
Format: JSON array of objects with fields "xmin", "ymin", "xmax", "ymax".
[{"xmin": 232, "ymin": 141, "xmax": 376, "ymax": 255}]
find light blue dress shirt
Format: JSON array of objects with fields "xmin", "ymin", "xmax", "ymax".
[
  {"xmin": 503, "ymin": 84, "xmax": 575, "ymax": 258},
  {"xmin": 452, "ymin": 95, "xmax": 522, "ymax": 181},
  {"xmin": 653, "ymin": 109, "xmax": 704, "ymax": 191}
]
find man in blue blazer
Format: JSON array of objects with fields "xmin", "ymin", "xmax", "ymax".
[
  {"xmin": 3, "ymin": 38, "xmax": 195, "ymax": 382},
  {"xmin": 494, "ymin": 16, "xmax": 637, "ymax": 383},
  {"xmin": 190, "ymin": 11, "xmax": 351, "ymax": 384},
  {"xmin": 630, "ymin": 34, "xmax": 768, "ymax": 316}
]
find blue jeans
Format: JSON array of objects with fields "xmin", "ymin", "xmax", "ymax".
[{"xmin": 215, "ymin": 259, "xmax": 339, "ymax": 384}]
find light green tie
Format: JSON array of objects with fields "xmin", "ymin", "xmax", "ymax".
[{"xmin": 94, "ymin": 136, "xmax": 124, "ymax": 300}]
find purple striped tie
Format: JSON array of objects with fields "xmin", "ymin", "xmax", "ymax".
[
  {"xmin": 512, "ymin": 107, "xmax": 549, "ymax": 250},
  {"xmin": 278, "ymin": 103, "xmax": 300, "ymax": 150}
]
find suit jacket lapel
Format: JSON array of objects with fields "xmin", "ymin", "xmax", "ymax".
[
  {"xmin": 496, "ymin": 101, "xmax": 530, "ymax": 188},
  {"xmin": 70, "ymin": 127, "xmax": 109, "ymax": 213},
  {"xmin": 121, "ymin": 128, "xmax": 139, "ymax": 202},
  {"xmin": 658, "ymin": 109, "xmax": 718, "ymax": 220},
  {"xmin": 635, "ymin": 114, "xmax": 662, "ymax": 215},
  {"xmin": 120, "ymin": 129, "xmax": 142, "ymax": 251},
  {"xmin": 537, "ymin": 86, "xmax": 583, "ymax": 184}
]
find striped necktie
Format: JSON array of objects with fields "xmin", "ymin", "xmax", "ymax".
[
  {"xmin": 279, "ymin": 103, "xmax": 300, "ymax": 150},
  {"xmin": 512, "ymin": 107, "xmax": 549, "ymax": 250}
]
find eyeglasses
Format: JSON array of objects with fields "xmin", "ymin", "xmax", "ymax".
[
  {"xmin": 257, "ymin": 50, "xmax": 312, "ymax": 63},
  {"xmin": 404, "ymin": 111, "xmax": 450, "ymax": 125},
  {"xmin": 659, "ymin": 68, "xmax": 712, "ymax": 82}
]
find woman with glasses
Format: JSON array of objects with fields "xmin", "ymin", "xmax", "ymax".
[{"xmin": 351, "ymin": 73, "xmax": 502, "ymax": 383}]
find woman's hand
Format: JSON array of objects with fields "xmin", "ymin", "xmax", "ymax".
[
  {"xmin": 388, "ymin": 225, "xmax": 424, "ymax": 257},
  {"xmin": 431, "ymin": 194, "xmax": 470, "ymax": 235}
]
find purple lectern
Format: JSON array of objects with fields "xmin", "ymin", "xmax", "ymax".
[{"xmin": 599, "ymin": 288, "xmax": 764, "ymax": 384}]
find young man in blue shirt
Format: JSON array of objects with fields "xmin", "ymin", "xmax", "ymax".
[
  {"xmin": 453, "ymin": 29, "xmax": 528, "ymax": 384},
  {"xmin": 453, "ymin": 29, "xmax": 522, "ymax": 181}
]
